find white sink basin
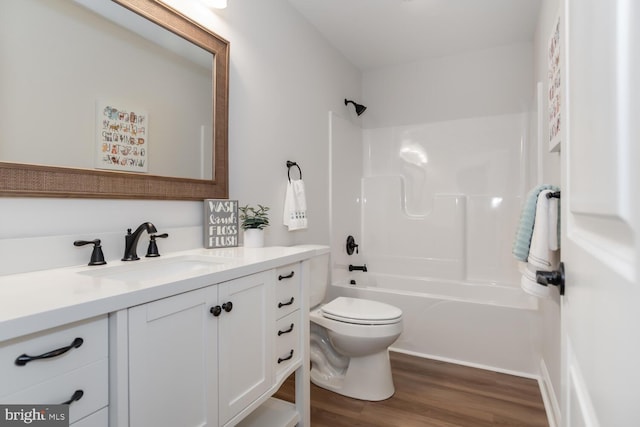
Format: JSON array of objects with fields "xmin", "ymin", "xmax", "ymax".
[{"xmin": 78, "ymin": 256, "xmax": 228, "ymax": 282}]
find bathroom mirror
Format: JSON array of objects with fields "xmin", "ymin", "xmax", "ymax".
[{"xmin": 0, "ymin": 0, "xmax": 229, "ymax": 200}]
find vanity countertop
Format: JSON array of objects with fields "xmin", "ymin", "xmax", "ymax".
[{"xmin": 0, "ymin": 245, "xmax": 328, "ymax": 342}]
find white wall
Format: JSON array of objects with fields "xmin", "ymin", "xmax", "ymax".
[
  {"xmin": 362, "ymin": 43, "xmax": 534, "ymax": 129},
  {"xmin": 0, "ymin": 0, "xmax": 361, "ymax": 276},
  {"xmin": 532, "ymin": 0, "xmax": 563, "ymax": 424}
]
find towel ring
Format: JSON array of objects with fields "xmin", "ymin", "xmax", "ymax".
[{"xmin": 286, "ymin": 160, "xmax": 302, "ymax": 183}]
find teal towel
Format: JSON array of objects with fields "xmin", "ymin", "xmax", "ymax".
[{"xmin": 512, "ymin": 185, "xmax": 560, "ymax": 262}]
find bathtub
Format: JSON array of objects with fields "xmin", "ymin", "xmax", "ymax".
[{"xmin": 330, "ymin": 272, "xmax": 541, "ymax": 377}]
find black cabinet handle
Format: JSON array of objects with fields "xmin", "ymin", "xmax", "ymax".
[
  {"xmin": 278, "ymin": 349, "xmax": 294, "ymax": 364},
  {"xmin": 62, "ymin": 389, "xmax": 84, "ymax": 405},
  {"xmin": 15, "ymin": 338, "xmax": 84, "ymax": 366},
  {"xmin": 278, "ymin": 323, "xmax": 294, "ymax": 336},
  {"xmin": 278, "ymin": 271, "xmax": 295, "ymax": 281},
  {"xmin": 211, "ymin": 303, "xmax": 232, "ymax": 316},
  {"xmin": 278, "ymin": 297, "xmax": 295, "ymax": 308}
]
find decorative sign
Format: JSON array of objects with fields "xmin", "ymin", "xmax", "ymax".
[
  {"xmin": 96, "ymin": 101, "xmax": 148, "ymax": 172},
  {"xmin": 204, "ymin": 199, "xmax": 239, "ymax": 248},
  {"xmin": 547, "ymin": 15, "xmax": 561, "ymax": 152}
]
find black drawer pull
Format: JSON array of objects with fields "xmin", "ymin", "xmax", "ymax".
[
  {"xmin": 15, "ymin": 337, "xmax": 84, "ymax": 366},
  {"xmin": 278, "ymin": 297, "xmax": 295, "ymax": 308},
  {"xmin": 278, "ymin": 323, "xmax": 294, "ymax": 336},
  {"xmin": 278, "ymin": 271, "xmax": 295, "ymax": 281},
  {"xmin": 278, "ymin": 349, "xmax": 294, "ymax": 364},
  {"xmin": 62, "ymin": 389, "xmax": 84, "ymax": 405}
]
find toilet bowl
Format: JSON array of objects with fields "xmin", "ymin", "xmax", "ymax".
[
  {"xmin": 310, "ymin": 296, "xmax": 403, "ymax": 401},
  {"xmin": 298, "ymin": 249, "xmax": 404, "ymax": 401}
]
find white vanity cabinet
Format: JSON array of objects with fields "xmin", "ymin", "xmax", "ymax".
[
  {"xmin": 0, "ymin": 316, "xmax": 109, "ymax": 426},
  {"xmin": 126, "ymin": 270, "xmax": 276, "ymax": 427},
  {"xmin": 0, "ymin": 247, "xmax": 318, "ymax": 427}
]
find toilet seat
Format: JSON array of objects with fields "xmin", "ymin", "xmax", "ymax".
[{"xmin": 321, "ymin": 297, "xmax": 402, "ymax": 325}]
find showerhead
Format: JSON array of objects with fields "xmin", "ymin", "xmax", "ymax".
[{"xmin": 344, "ymin": 99, "xmax": 367, "ymax": 116}]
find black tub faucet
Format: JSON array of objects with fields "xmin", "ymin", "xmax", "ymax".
[
  {"xmin": 122, "ymin": 222, "xmax": 157, "ymax": 261},
  {"xmin": 349, "ymin": 264, "xmax": 367, "ymax": 272}
]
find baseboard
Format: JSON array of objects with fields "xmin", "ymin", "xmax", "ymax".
[
  {"xmin": 389, "ymin": 347, "xmax": 539, "ymax": 380},
  {"xmin": 539, "ymin": 358, "xmax": 561, "ymax": 427}
]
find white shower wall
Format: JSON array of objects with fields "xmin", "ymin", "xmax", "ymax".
[{"xmin": 363, "ymin": 113, "xmax": 527, "ymax": 285}]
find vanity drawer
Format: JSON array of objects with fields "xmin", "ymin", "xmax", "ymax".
[
  {"xmin": 275, "ymin": 263, "xmax": 300, "ymax": 318},
  {"xmin": 0, "ymin": 315, "xmax": 108, "ymax": 397},
  {"xmin": 275, "ymin": 311, "xmax": 300, "ymax": 376},
  {"xmin": 2, "ymin": 358, "xmax": 108, "ymax": 425}
]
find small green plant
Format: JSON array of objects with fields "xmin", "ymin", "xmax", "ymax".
[{"xmin": 239, "ymin": 204, "xmax": 270, "ymax": 230}]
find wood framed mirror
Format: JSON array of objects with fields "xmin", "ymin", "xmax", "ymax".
[{"xmin": 0, "ymin": 0, "xmax": 228, "ymax": 200}]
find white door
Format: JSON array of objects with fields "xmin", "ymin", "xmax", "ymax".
[{"xmin": 562, "ymin": 0, "xmax": 640, "ymax": 425}]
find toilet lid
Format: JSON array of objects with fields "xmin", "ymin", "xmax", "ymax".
[{"xmin": 321, "ymin": 297, "xmax": 402, "ymax": 325}]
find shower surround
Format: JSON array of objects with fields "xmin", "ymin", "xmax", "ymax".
[{"xmin": 330, "ymin": 112, "xmax": 541, "ymax": 376}]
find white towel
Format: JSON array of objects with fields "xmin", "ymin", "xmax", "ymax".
[
  {"xmin": 520, "ymin": 263, "xmax": 552, "ymax": 298},
  {"xmin": 548, "ymin": 196, "xmax": 559, "ymax": 251},
  {"xmin": 527, "ymin": 190, "xmax": 558, "ymax": 269},
  {"xmin": 283, "ymin": 179, "xmax": 308, "ymax": 231},
  {"xmin": 520, "ymin": 190, "xmax": 559, "ymax": 298}
]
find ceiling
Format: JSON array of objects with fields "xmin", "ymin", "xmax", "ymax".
[{"xmin": 287, "ymin": 0, "xmax": 542, "ymax": 71}]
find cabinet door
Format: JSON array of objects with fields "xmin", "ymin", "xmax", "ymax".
[
  {"xmin": 217, "ymin": 271, "xmax": 274, "ymax": 425},
  {"xmin": 128, "ymin": 287, "xmax": 218, "ymax": 427}
]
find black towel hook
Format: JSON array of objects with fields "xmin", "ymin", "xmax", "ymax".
[{"xmin": 286, "ymin": 160, "xmax": 302, "ymax": 183}]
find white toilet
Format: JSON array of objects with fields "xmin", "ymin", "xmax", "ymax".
[{"xmin": 308, "ymin": 253, "xmax": 403, "ymax": 401}]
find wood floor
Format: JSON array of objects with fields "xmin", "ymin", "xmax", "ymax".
[{"xmin": 274, "ymin": 351, "xmax": 549, "ymax": 427}]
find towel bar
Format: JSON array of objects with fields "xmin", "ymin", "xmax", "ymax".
[
  {"xmin": 546, "ymin": 191, "xmax": 561, "ymax": 199},
  {"xmin": 536, "ymin": 262, "xmax": 565, "ymax": 295}
]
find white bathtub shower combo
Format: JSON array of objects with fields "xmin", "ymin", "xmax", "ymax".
[{"xmin": 329, "ymin": 112, "xmax": 541, "ymax": 377}]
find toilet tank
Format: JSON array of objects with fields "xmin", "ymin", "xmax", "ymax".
[{"xmin": 308, "ymin": 253, "xmax": 330, "ymax": 308}]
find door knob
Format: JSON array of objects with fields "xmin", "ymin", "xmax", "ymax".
[
  {"xmin": 210, "ymin": 305, "xmax": 222, "ymax": 317},
  {"xmin": 536, "ymin": 262, "xmax": 565, "ymax": 295},
  {"xmin": 222, "ymin": 302, "xmax": 233, "ymax": 312}
]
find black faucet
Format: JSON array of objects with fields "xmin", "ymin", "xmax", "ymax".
[
  {"xmin": 349, "ymin": 264, "xmax": 367, "ymax": 272},
  {"xmin": 122, "ymin": 222, "xmax": 157, "ymax": 261}
]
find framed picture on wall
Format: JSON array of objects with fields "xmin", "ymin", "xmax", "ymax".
[
  {"xmin": 95, "ymin": 100, "xmax": 148, "ymax": 172},
  {"xmin": 547, "ymin": 14, "xmax": 561, "ymax": 153}
]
